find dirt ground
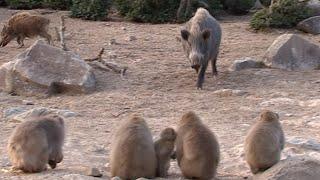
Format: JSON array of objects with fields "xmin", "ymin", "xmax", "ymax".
[{"xmin": 0, "ymin": 8, "xmax": 320, "ymax": 180}]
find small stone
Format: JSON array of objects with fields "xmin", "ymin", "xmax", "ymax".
[
  {"xmin": 109, "ymin": 39, "xmax": 117, "ymax": 45},
  {"xmin": 126, "ymin": 36, "xmax": 137, "ymax": 41},
  {"xmin": 108, "ymin": 51, "xmax": 117, "ymax": 59},
  {"xmin": 22, "ymin": 100, "xmax": 34, "ymax": 105},
  {"xmin": 213, "ymin": 89, "xmax": 248, "ymax": 97},
  {"xmin": 57, "ymin": 110, "xmax": 77, "ymax": 118},
  {"xmin": 111, "ymin": 177, "xmax": 122, "ymax": 180},
  {"xmin": 121, "ymin": 27, "xmax": 126, "ymax": 30},
  {"xmin": 260, "ymin": 98, "xmax": 296, "ymax": 106},
  {"xmin": 64, "ymin": 174, "xmax": 97, "ymax": 180},
  {"xmin": 229, "ymin": 57, "xmax": 266, "ymax": 71},
  {"xmin": 86, "ymin": 167, "xmax": 102, "ymax": 177},
  {"xmin": 3, "ymin": 107, "xmax": 26, "ymax": 118}
]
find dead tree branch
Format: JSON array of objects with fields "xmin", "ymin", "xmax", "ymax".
[
  {"xmin": 59, "ymin": 16, "xmax": 68, "ymax": 51},
  {"xmin": 85, "ymin": 48, "xmax": 127, "ymax": 76}
]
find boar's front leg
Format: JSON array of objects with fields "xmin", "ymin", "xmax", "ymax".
[
  {"xmin": 17, "ymin": 35, "xmax": 25, "ymax": 48},
  {"xmin": 196, "ymin": 63, "xmax": 208, "ymax": 90},
  {"xmin": 40, "ymin": 31, "xmax": 52, "ymax": 45}
]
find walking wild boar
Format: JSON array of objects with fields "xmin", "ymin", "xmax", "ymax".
[
  {"xmin": 179, "ymin": 8, "xmax": 222, "ymax": 89},
  {"xmin": 0, "ymin": 12, "xmax": 52, "ymax": 48}
]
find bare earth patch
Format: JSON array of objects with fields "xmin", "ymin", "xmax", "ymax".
[{"xmin": 0, "ymin": 8, "xmax": 320, "ymax": 179}]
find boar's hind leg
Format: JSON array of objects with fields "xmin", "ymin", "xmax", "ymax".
[
  {"xmin": 17, "ymin": 36, "xmax": 25, "ymax": 48},
  {"xmin": 196, "ymin": 63, "xmax": 208, "ymax": 90},
  {"xmin": 211, "ymin": 56, "xmax": 218, "ymax": 77},
  {"xmin": 40, "ymin": 32, "xmax": 52, "ymax": 45}
]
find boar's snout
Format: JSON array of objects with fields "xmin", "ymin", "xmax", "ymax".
[
  {"xmin": 189, "ymin": 52, "xmax": 203, "ymax": 71},
  {"xmin": 0, "ymin": 36, "xmax": 12, "ymax": 47}
]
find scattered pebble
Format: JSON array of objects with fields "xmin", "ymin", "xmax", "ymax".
[
  {"xmin": 213, "ymin": 89, "xmax": 248, "ymax": 97},
  {"xmin": 3, "ymin": 107, "xmax": 25, "ymax": 118},
  {"xmin": 111, "ymin": 177, "xmax": 122, "ymax": 180},
  {"xmin": 86, "ymin": 167, "xmax": 102, "ymax": 177},
  {"xmin": 22, "ymin": 100, "xmax": 34, "ymax": 105},
  {"xmin": 126, "ymin": 36, "xmax": 137, "ymax": 41},
  {"xmin": 109, "ymin": 39, "xmax": 117, "ymax": 45}
]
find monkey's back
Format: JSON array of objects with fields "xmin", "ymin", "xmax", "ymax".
[
  {"xmin": 177, "ymin": 123, "xmax": 220, "ymax": 179},
  {"xmin": 245, "ymin": 121, "xmax": 284, "ymax": 169},
  {"xmin": 7, "ymin": 120, "xmax": 50, "ymax": 172},
  {"xmin": 110, "ymin": 120, "xmax": 156, "ymax": 179}
]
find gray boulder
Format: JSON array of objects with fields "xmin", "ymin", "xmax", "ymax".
[
  {"xmin": 297, "ymin": 16, "xmax": 320, "ymax": 35},
  {"xmin": 254, "ymin": 156, "xmax": 320, "ymax": 180},
  {"xmin": 264, "ymin": 34, "xmax": 320, "ymax": 71},
  {"xmin": 0, "ymin": 40, "xmax": 96, "ymax": 96},
  {"xmin": 229, "ymin": 57, "xmax": 266, "ymax": 71},
  {"xmin": 307, "ymin": 0, "xmax": 320, "ymax": 16}
]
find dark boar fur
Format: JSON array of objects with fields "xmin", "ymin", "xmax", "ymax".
[
  {"xmin": 180, "ymin": 8, "xmax": 222, "ymax": 89},
  {"xmin": 0, "ymin": 12, "xmax": 52, "ymax": 48}
]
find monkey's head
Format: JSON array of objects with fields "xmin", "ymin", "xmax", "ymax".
[
  {"xmin": 129, "ymin": 114, "xmax": 146, "ymax": 125},
  {"xmin": 260, "ymin": 110, "xmax": 279, "ymax": 122},
  {"xmin": 160, "ymin": 128, "xmax": 176, "ymax": 141},
  {"xmin": 51, "ymin": 115, "xmax": 64, "ymax": 125},
  {"xmin": 179, "ymin": 111, "xmax": 201, "ymax": 126}
]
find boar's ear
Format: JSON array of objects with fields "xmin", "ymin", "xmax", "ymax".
[
  {"xmin": 202, "ymin": 29, "xmax": 211, "ymax": 40},
  {"xmin": 181, "ymin": 29, "xmax": 189, "ymax": 41}
]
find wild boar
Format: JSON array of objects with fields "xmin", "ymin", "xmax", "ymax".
[
  {"xmin": 0, "ymin": 12, "xmax": 52, "ymax": 48},
  {"xmin": 179, "ymin": 8, "xmax": 222, "ymax": 89}
]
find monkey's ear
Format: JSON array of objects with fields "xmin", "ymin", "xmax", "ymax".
[
  {"xmin": 202, "ymin": 29, "xmax": 211, "ymax": 40},
  {"xmin": 181, "ymin": 29, "xmax": 189, "ymax": 41}
]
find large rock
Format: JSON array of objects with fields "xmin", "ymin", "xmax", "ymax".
[
  {"xmin": 3, "ymin": 106, "xmax": 78, "ymax": 122},
  {"xmin": 254, "ymin": 156, "xmax": 320, "ymax": 180},
  {"xmin": 307, "ymin": 0, "xmax": 320, "ymax": 16},
  {"xmin": 264, "ymin": 34, "xmax": 320, "ymax": 71},
  {"xmin": 287, "ymin": 137, "xmax": 320, "ymax": 152},
  {"xmin": 0, "ymin": 40, "xmax": 96, "ymax": 96},
  {"xmin": 297, "ymin": 16, "xmax": 320, "ymax": 35}
]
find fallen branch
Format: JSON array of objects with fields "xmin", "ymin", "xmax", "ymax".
[
  {"xmin": 85, "ymin": 48, "xmax": 127, "ymax": 77},
  {"xmin": 85, "ymin": 48, "xmax": 104, "ymax": 62},
  {"xmin": 87, "ymin": 61, "xmax": 111, "ymax": 72},
  {"xmin": 54, "ymin": 27, "xmax": 61, "ymax": 42},
  {"xmin": 101, "ymin": 60, "xmax": 127, "ymax": 76}
]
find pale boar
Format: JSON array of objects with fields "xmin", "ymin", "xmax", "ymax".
[
  {"xmin": 179, "ymin": 8, "xmax": 222, "ymax": 89},
  {"xmin": 0, "ymin": 12, "xmax": 52, "ymax": 48}
]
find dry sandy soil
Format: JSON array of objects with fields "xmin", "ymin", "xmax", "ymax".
[{"xmin": 0, "ymin": 8, "xmax": 320, "ymax": 180}]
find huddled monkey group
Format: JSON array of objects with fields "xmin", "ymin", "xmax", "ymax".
[
  {"xmin": 7, "ymin": 110, "xmax": 285, "ymax": 179},
  {"xmin": 2, "ymin": 6, "xmax": 287, "ymax": 180}
]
